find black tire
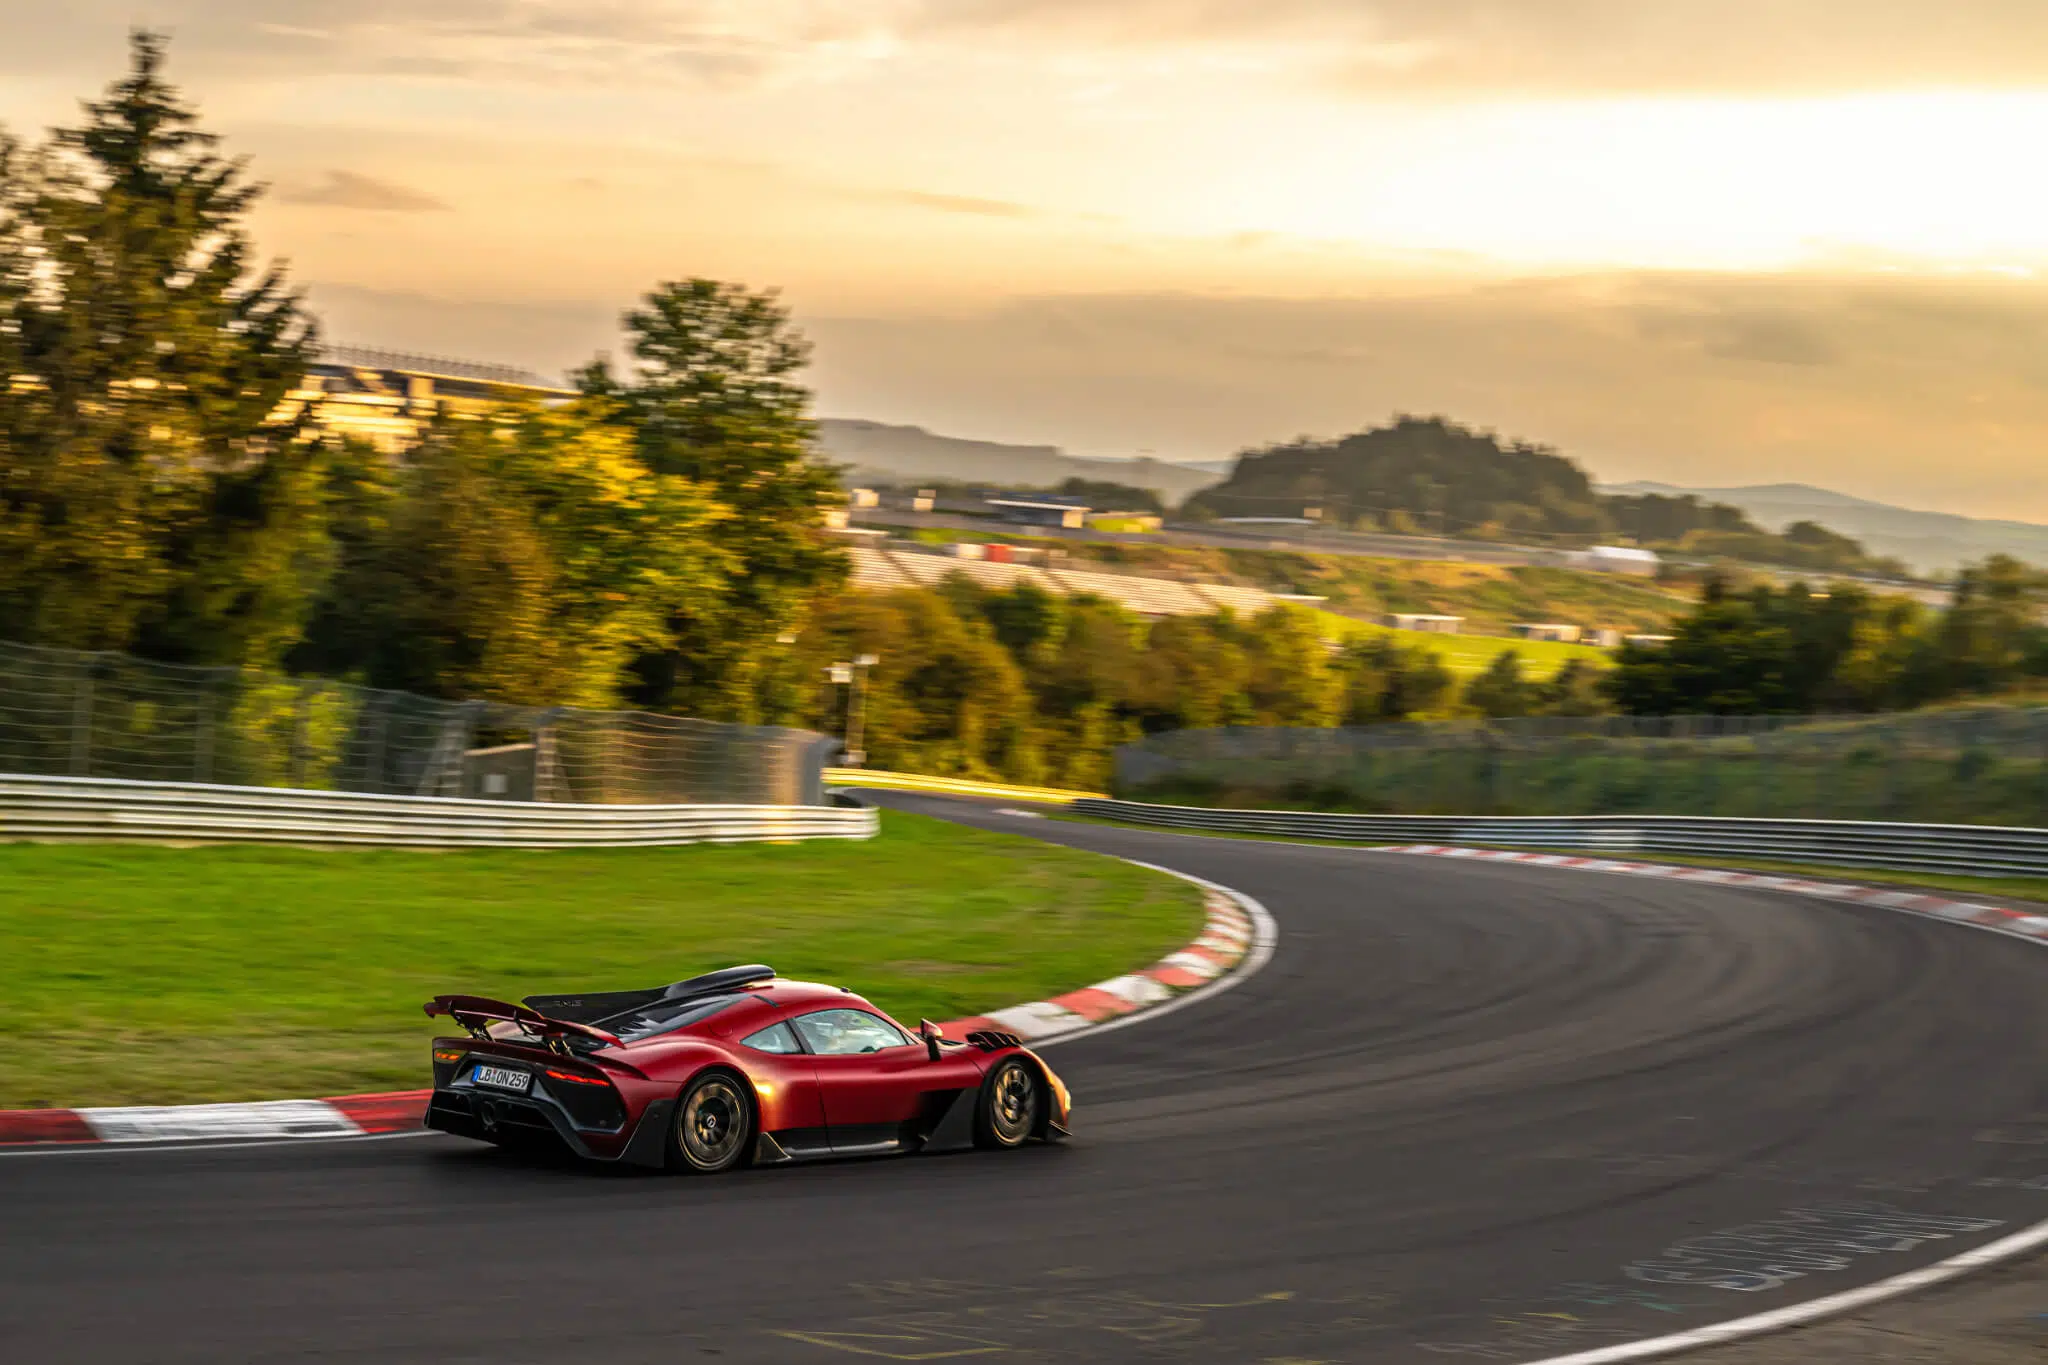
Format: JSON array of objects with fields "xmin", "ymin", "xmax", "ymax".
[
  {"xmin": 669, "ymin": 1070, "xmax": 755, "ymax": 1173},
  {"xmin": 973, "ymin": 1057, "xmax": 1041, "ymax": 1150}
]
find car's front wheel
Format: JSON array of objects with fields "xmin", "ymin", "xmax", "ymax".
[
  {"xmin": 670, "ymin": 1071, "xmax": 754, "ymax": 1173},
  {"xmin": 974, "ymin": 1058, "xmax": 1041, "ymax": 1149}
]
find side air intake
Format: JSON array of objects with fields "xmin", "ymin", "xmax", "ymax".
[{"xmin": 965, "ymin": 1029, "xmax": 1023, "ymax": 1051}]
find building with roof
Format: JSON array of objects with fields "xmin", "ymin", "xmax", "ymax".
[
  {"xmin": 274, "ymin": 345, "xmax": 578, "ymax": 451},
  {"xmin": 987, "ymin": 494, "xmax": 1091, "ymax": 529},
  {"xmin": 1384, "ymin": 613, "xmax": 1464, "ymax": 634},
  {"xmin": 1566, "ymin": 545, "xmax": 1662, "ymax": 576},
  {"xmin": 1507, "ymin": 623, "xmax": 1584, "ymax": 643}
]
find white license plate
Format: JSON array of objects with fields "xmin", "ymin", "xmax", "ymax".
[{"xmin": 472, "ymin": 1064, "xmax": 531, "ymax": 1093}]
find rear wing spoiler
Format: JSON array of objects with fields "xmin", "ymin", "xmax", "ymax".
[{"xmin": 425, "ymin": 995, "xmax": 623, "ymax": 1051}]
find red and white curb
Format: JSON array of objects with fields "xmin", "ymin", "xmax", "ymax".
[
  {"xmin": 948, "ymin": 878, "xmax": 1264, "ymax": 1042},
  {"xmin": 0, "ymin": 868, "xmax": 1273, "ymax": 1151},
  {"xmin": 1383, "ymin": 844, "xmax": 2048, "ymax": 949}
]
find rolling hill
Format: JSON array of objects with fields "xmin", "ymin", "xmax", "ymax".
[
  {"xmin": 1599, "ymin": 481, "xmax": 2048, "ymax": 575},
  {"xmin": 814, "ymin": 419, "xmax": 1224, "ymax": 504}
]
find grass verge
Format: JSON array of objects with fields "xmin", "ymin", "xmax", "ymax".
[
  {"xmin": 0, "ymin": 811, "xmax": 1201, "ymax": 1108},
  {"xmin": 1309, "ymin": 610, "xmax": 1612, "ymax": 679},
  {"xmin": 1048, "ymin": 809, "xmax": 2048, "ymax": 905}
]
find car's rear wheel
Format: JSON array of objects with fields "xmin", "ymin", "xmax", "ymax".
[
  {"xmin": 671, "ymin": 1071, "xmax": 754, "ymax": 1173},
  {"xmin": 974, "ymin": 1058, "xmax": 1040, "ymax": 1149}
]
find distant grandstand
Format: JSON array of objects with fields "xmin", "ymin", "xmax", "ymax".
[{"xmin": 279, "ymin": 344, "xmax": 577, "ymax": 450}]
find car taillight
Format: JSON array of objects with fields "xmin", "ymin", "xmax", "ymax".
[
  {"xmin": 433, "ymin": 1047, "xmax": 466, "ymax": 1065},
  {"xmin": 544, "ymin": 1067, "xmax": 610, "ymax": 1087}
]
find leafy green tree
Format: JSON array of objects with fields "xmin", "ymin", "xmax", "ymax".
[
  {"xmin": 579, "ymin": 279, "xmax": 846, "ymax": 721},
  {"xmin": 1535, "ymin": 657, "xmax": 1611, "ymax": 716},
  {"xmin": 0, "ymin": 32, "xmax": 323, "ymax": 665},
  {"xmin": 1130, "ymin": 615, "xmax": 1251, "ymax": 732},
  {"xmin": 1463, "ymin": 649, "xmax": 1539, "ymax": 718},
  {"xmin": 326, "ymin": 428, "xmax": 562, "ymax": 704},
  {"xmin": 1025, "ymin": 596, "xmax": 1144, "ymax": 788},
  {"xmin": 484, "ymin": 400, "xmax": 731, "ymax": 706},
  {"xmin": 299, "ymin": 404, "xmax": 730, "ymax": 707},
  {"xmin": 1924, "ymin": 554, "xmax": 2045, "ymax": 697},
  {"xmin": 1334, "ymin": 634, "xmax": 1454, "ymax": 723},
  {"xmin": 808, "ymin": 589, "xmax": 1035, "ymax": 780},
  {"xmin": 982, "ymin": 579, "xmax": 1067, "ymax": 659},
  {"xmin": 1604, "ymin": 575, "xmax": 1977, "ymax": 716},
  {"xmin": 1234, "ymin": 606, "xmax": 1342, "ymax": 726}
]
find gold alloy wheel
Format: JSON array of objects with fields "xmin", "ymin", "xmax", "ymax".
[
  {"xmin": 989, "ymin": 1061, "xmax": 1037, "ymax": 1146},
  {"xmin": 677, "ymin": 1076, "xmax": 748, "ymax": 1171}
]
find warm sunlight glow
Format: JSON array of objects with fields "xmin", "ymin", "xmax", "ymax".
[
  {"xmin": 8, "ymin": 8, "xmax": 2046, "ymax": 514},
  {"xmin": 1155, "ymin": 91, "xmax": 2048, "ymax": 272}
]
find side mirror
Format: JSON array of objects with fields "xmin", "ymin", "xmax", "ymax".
[{"xmin": 918, "ymin": 1018, "xmax": 944, "ymax": 1062}]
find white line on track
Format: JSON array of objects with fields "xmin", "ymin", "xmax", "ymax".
[
  {"xmin": 0, "ymin": 1128, "xmax": 446, "ymax": 1159},
  {"xmin": 1520, "ymin": 1217, "xmax": 2048, "ymax": 1364},
  {"xmin": 1067, "ymin": 819, "xmax": 2048, "ymax": 1364}
]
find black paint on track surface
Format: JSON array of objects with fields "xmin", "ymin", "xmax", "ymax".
[{"xmin": 4, "ymin": 794, "xmax": 2047, "ymax": 1364}]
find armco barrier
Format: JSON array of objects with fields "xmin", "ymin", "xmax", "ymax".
[
  {"xmin": 0, "ymin": 774, "xmax": 876, "ymax": 849},
  {"xmin": 1072, "ymin": 798, "xmax": 2048, "ymax": 880},
  {"xmin": 823, "ymin": 768, "xmax": 1105, "ymax": 803}
]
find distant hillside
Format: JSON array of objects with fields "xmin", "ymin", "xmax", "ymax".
[
  {"xmin": 1188, "ymin": 417, "xmax": 1907, "ymax": 579},
  {"xmin": 814, "ymin": 419, "xmax": 1223, "ymax": 503},
  {"xmin": 1187, "ymin": 415, "xmax": 1608, "ymax": 539},
  {"xmin": 1600, "ymin": 481, "xmax": 2048, "ymax": 575}
]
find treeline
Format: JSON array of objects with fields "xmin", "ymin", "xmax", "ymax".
[
  {"xmin": 0, "ymin": 36, "xmax": 841, "ymax": 723},
  {"xmin": 9, "ymin": 37, "xmax": 2043, "ymax": 796},
  {"xmin": 800, "ymin": 579, "xmax": 1607, "ymax": 789},
  {"xmin": 1186, "ymin": 416, "xmax": 1910, "ymax": 578},
  {"xmin": 1607, "ymin": 558, "xmax": 2048, "ymax": 714}
]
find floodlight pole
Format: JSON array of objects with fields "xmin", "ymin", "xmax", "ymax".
[{"xmin": 845, "ymin": 653, "xmax": 878, "ymax": 768}]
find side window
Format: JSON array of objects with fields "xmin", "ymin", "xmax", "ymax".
[
  {"xmin": 740, "ymin": 1022, "xmax": 802, "ymax": 1055},
  {"xmin": 792, "ymin": 1008, "xmax": 911, "ymax": 1056}
]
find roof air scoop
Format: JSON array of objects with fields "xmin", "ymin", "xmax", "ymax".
[{"xmin": 662, "ymin": 965, "xmax": 776, "ymax": 999}]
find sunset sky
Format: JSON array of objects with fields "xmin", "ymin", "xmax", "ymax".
[{"xmin": 7, "ymin": 4, "xmax": 2048, "ymax": 517}]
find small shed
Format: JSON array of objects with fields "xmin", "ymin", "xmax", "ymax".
[
  {"xmin": 1569, "ymin": 545, "xmax": 1661, "ymax": 576},
  {"xmin": 1508, "ymin": 623, "xmax": 1583, "ymax": 643},
  {"xmin": 1384, "ymin": 613, "xmax": 1464, "ymax": 635},
  {"xmin": 988, "ymin": 495, "xmax": 1091, "ymax": 529}
]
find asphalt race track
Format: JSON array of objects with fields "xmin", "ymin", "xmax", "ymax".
[{"xmin": 6, "ymin": 793, "xmax": 2048, "ymax": 1364}]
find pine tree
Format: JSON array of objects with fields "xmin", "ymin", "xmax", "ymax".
[{"xmin": 0, "ymin": 31, "xmax": 324, "ymax": 664}]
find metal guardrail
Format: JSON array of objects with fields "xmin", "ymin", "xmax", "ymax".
[
  {"xmin": 1072, "ymin": 798, "xmax": 2048, "ymax": 880},
  {"xmin": 824, "ymin": 768, "xmax": 1106, "ymax": 803},
  {"xmin": 0, "ymin": 639, "xmax": 833, "ymax": 808},
  {"xmin": 0, "ymin": 775, "xmax": 877, "ymax": 849}
]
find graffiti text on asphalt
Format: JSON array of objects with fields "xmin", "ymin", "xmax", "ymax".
[{"xmin": 1625, "ymin": 1201, "xmax": 2004, "ymax": 1293}]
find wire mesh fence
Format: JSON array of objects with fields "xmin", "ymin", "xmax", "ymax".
[
  {"xmin": 0, "ymin": 640, "xmax": 835, "ymax": 806},
  {"xmin": 1114, "ymin": 709, "xmax": 2048, "ymax": 827}
]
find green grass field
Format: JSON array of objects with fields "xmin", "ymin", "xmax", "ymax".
[
  {"xmin": 1311, "ymin": 611, "xmax": 1611, "ymax": 679},
  {"xmin": 0, "ymin": 811, "xmax": 1200, "ymax": 1108},
  {"xmin": 893, "ymin": 527, "xmax": 1636, "ymax": 679}
]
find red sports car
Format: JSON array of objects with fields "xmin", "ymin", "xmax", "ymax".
[{"xmin": 423, "ymin": 965, "xmax": 1072, "ymax": 1172}]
